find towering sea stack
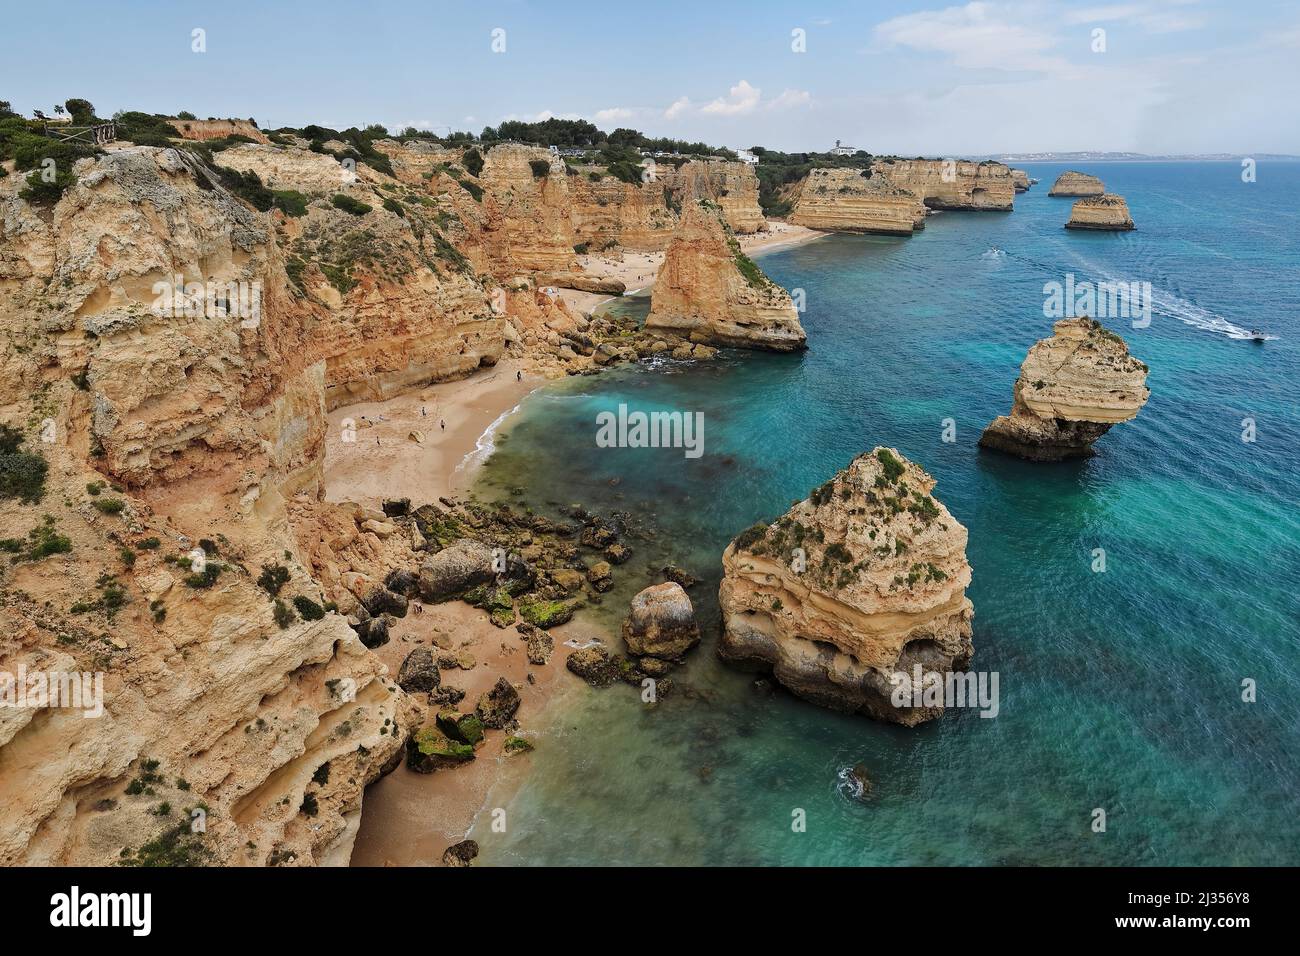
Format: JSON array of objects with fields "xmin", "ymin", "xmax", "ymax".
[
  {"xmin": 872, "ymin": 158, "xmax": 1016, "ymax": 211},
  {"xmin": 476, "ymin": 143, "xmax": 579, "ymax": 274},
  {"xmin": 1011, "ymin": 168, "xmax": 1031, "ymax": 192},
  {"xmin": 671, "ymin": 159, "xmax": 767, "ymax": 234},
  {"xmin": 646, "ymin": 200, "xmax": 806, "ymax": 351},
  {"xmin": 980, "ymin": 318, "xmax": 1150, "ymax": 461},
  {"xmin": 718, "ymin": 449, "xmax": 974, "ymax": 726},
  {"xmin": 1048, "ymin": 170, "xmax": 1105, "ymax": 197},
  {"xmin": 1065, "ymin": 193, "xmax": 1135, "ymax": 231},
  {"xmin": 789, "ymin": 167, "xmax": 927, "ymax": 235}
]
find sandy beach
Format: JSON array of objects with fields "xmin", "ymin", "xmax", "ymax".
[{"xmin": 335, "ymin": 221, "xmax": 825, "ymax": 866}]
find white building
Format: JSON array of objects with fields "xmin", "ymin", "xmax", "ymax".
[
  {"xmin": 829, "ymin": 139, "xmax": 859, "ymax": 156},
  {"xmin": 734, "ymin": 148, "xmax": 758, "ymax": 165}
]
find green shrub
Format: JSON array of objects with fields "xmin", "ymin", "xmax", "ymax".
[
  {"xmin": 292, "ymin": 595, "xmax": 325, "ymax": 620},
  {"xmin": 382, "ymin": 196, "xmax": 405, "ymax": 216},
  {"xmin": 20, "ymin": 167, "xmax": 76, "ymax": 205},
  {"xmin": 456, "ymin": 178, "xmax": 483, "ymax": 201},
  {"xmin": 215, "ymin": 166, "xmax": 273, "ymax": 211},
  {"xmin": 875, "ymin": 448, "xmax": 905, "ymax": 483},
  {"xmin": 271, "ymin": 189, "xmax": 309, "ymax": 216},
  {"xmin": 273, "ymin": 598, "xmax": 295, "ymax": 629},
  {"xmin": 93, "ymin": 497, "xmax": 125, "ymax": 515},
  {"xmin": 14, "ymin": 516, "xmax": 72, "ymax": 562},
  {"xmin": 257, "ymin": 562, "xmax": 291, "ymax": 596},
  {"xmin": 529, "ymin": 158, "xmax": 551, "ymax": 178},
  {"xmin": 0, "ymin": 427, "xmax": 48, "ymax": 503},
  {"xmin": 184, "ymin": 563, "xmax": 222, "ymax": 588},
  {"xmin": 331, "ymin": 193, "xmax": 372, "ymax": 216}
]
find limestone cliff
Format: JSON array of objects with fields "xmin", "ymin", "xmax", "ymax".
[
  {"xmin": 569, "ymin": 159, "xmax": 765, "ymax": 252},
  {"xmin": 718, "ymin": 448, "xmax": 974, "ymax": 725},
  {"xmin": 1065, "ymin": 193, "xmax": 1134, "ymax": 231},
  {"xmin": 168, "ymin": 118, "xmax": 270, "ymax": 145},
  {"xmin": 646, "ymin": 200, "xmax": 806, "ymax": 351},
  {"xmin": 0, "ymin": 144, "xmax": 461, "ymax": 865},
  {"xmin": 1011, "ymin": 168, "xmax": 1030, "ymax": 192},
  {"xmin": 475, "ymin": 144, "xmax": 578, "ymax": 274},
  {"xmin": 789, "ymin": 167, "xmax": 926, "ymax": 235},
  {"xmin": 873, "ymin": 158, "xmax": 1016, "ymax": 211},
  {"xmin": 979, "ymin": 318, "xmax": 1150, "ymax": 460},
  {"xmin": 1048, "ymin": 170, "xmax": 1104, "ymax": 197}
]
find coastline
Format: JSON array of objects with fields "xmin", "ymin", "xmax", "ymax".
[{"xmin": 338, "ymin": 221, "xmax": 826, "ymax": 866}]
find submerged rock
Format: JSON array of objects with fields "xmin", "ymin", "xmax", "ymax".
[
  {"xmin": 622, "ymin": 582, "xmax": 701, "ymax": 660},
  {"xmin": 979, "ymin": 318, "xmax": 1150, "ymax": 461},
  {"xmin": 566, "ymin": 646, "xmax": 619, "ymax": 687},
  {"xmin": 718, "ymin": 447, "xmax": 974, "ymax": 726}
]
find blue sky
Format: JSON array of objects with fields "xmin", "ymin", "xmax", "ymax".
[{"xmin": 5, "ymin": 0, "xmax": 1299, "ymax": 154}]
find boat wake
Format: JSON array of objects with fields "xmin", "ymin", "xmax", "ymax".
[{"xmin": 1145, "ymin": 285, "xmax": 1279, "ymax": 340}]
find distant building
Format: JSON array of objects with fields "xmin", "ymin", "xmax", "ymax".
[
  {"xmin": 829, "ymin": 139, "xmax": 858, "ymax": 156},
  {"xmin": 735, "ymin": 148, "xmax": 758, "ymax": 165}
]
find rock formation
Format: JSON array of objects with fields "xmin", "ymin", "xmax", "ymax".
[
  {"xmin": 646, "ymin": 200, "xmax": 806, "ymax": 351},
  {"xmin": 1065, "ymin": 193, "xmax": 1135, "ymax": 231},
  {"xmin": 718, "ymin": 448, "xmax": 974, "ymax": 726},
  {"xmin": 979, "ymin": 318, "xmax": 1150, "ymax": 460},
  {"xmin": 476, "ymin": 144, "xmax": 580, "ymax": 274},
  {"xmin": 671, "ymin": 160, "xmax": 766, "ymax": 234},
  {"xmin": 789, "ymin": 167, "xmax": 927, "ymax": 235},
  {"xmin": 168, "ymin": 117, "xmax": 270, "ymax": 144},
  {"xmin": 1011, "ymin": 168, "xmax": 1030, "ymax": 192},
  {"xmin": 622, "ymin": 582, "xmax": 700, "ymax": 660},
  {"xmin": 872, "ymin": 158, "xmax": 1016, "ymax": 211},
  {"xmin": 1048, "ymin": 170, "xmax": 1105, "ymax": 197}
]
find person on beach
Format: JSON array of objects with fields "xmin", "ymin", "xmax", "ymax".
[
  {"xmin": 441, "ymin": 420, "xmax": 446, "ymax": 430},
  {"xmin": 517, "ymin": 370, "xmax": 522, "ymax": 382}
]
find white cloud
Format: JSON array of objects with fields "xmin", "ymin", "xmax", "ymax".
[
  {"xmin": 701, "ymin": 80, "xmax": 763, "ymax": 115},
  {"xmin": 1064, "ymin": 1, "xmax": 1207, "ymax": 32},
  {"xmin": 594, "ymin": 107, "xmax": 634, "ymax": 123},
  {"xmin": 664, "ymin": 96, "xmax": 692, "ymax": 120},
  {"xmin": 768, "ymin": 88, "xmax": 813, "ymax": 111},
  {"xmin": 874, "ymin": 2, "xmax": 1066, "ymax": 73}
]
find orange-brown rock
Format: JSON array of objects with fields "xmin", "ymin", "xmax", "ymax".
[
  {"xmin": 476, "ymin": 144, "xmax": 578, "ymax": 275},
  {"xmin": 646, "ymin": 201, "xmax": 805, "ymax": 351},
  {"xmin": 1011, "ymin": 168, "xmax": 1031, "ymax": 192},
  {"xmin": 167, "ymin": 117, "xmax": 270, "ymax": 144},
  {"xmin": 874, "ymin": 158, "xmax": 1016, "ymax": 210},
  {"xmin": 1048, "ymin": 170, "xmax": 1105, "ymax": 197},
  {"xmin": 979, "ymin": 318, "xmax": 1150, "ymax": 460},
  {"xmin": 789, "ymin": 167, "xmax": 926, "ymax": 235},
  {"xmin": 1065, "ymin": 193, "xmax": 1135, "ymax": 231},
  {"xmin": 719, "ymin": 448, "xmax": 974, "ymax": 725}
]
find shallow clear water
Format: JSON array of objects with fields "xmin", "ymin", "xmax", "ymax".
[{"xmin": 472, "ymin": 162, "xmax": 1300, "ymax": 865}]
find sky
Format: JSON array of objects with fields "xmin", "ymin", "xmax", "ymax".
[{"xmin": 4, "ymin": 0, "xmax": 1299, "ymax": 155}]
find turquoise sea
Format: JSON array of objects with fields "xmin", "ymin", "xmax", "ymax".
[{"xmin": 471, "ymin": 162, "xmax": 1300, "ymax": 865}]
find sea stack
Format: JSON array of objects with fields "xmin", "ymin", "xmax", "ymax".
[
  {"xmin": 1065, "ymin": 193, "xmax": 1135, "ymax": 231},
  {"xmin": 789, "ymin": 167, "xmax": 927, "ymax": 235},
  {"xmin": 979, "ymin": 318, "xmax": 1150, "ymax": 461},
  {"xmin": 1011, "ymin": 168, "xmax": 1031, "ymax": 192},
  {"xmin": 1048, "ymin": 170, "xmax": 1105, "ymax": 197},
  {"xmin": 718, "ymin": 448, "xmax": 974, "ymax": 726},
  {"xmin": 646, "ymin": 199, "xmax": 806, "ymax": 351}
]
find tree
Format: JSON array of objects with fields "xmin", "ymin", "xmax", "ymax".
[{"xmin": 64, "ymin": 98, "xmax": 95, "ymax": 123}]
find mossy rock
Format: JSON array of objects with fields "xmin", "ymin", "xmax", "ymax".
[
  {"xmin": 519, "ymin": 599, "xmax": 576, "ymax": 629},
  {"xmin": 503, "ymin": 736, "xmax": 534, "ymax": 755},
  {"xmin": 406, "ymin": 727, "xmax": 475, "ymax": 772},
  {"xmin": 436, "ymin": 710, "xmax": 485, "ymax": 746}
]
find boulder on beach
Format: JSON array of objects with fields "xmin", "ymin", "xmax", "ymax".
[
  {"xmin": 397, "ymin": 647, "xmax": 440, "ymax": 693},
  {"xmin": 622, "ymin": 582, "xmax": 701, "ymax": 659},
  {"xmin": 418, "ymin": 538, "xmax": 495, "ymax": 602},
  {"xmin": 475, "ymin": 677, "xmax": 521, "ymax": 729}
]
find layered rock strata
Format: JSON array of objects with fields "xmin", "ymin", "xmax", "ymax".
[
  {"xmin": 646, "ymin": 201, "xmax": 806, "ymax": 351},
  {"xmin": 718, "ymin": 448, "xmax": 974, "ymax": 726},
  {"xmin": 789, "ymin": 167, "xmax": 927, "ymax": 235},
  {"xmin": 1011, "ymin": 169, "xmax": 1030, "ymax": 192},
  {"xmin": 872, "ymin": 158, "xmax": 1016, "ymax": 211},
  {"xmin": 979, "ymin": 318, "xmax": 1150, "ymax": 460},
  {"xmin": 1065, "ymin": 193, "xmax": 1135, "ymax": 231},
  {"xmin": 1048, "ymin": 170, "xmax": 1105, "ymax": 197}
]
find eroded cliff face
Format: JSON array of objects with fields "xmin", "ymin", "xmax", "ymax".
[
  {"xmin": 568, "ymin": 159, "xmax": 766, "ymax": 252},
  {"xmin": 1011, "ymin": 168, "xmax": 1030, "ymax": 192},
  {"xmin": 979, "ymin": 318, "xmax": 1150, "ymax": 460},
  {"xmin": 1065, "ymin": 193, "xmax": 1134, "ymax": 231},
  {"xmin": 789, "ymin": 167, "xmax": 927, "ymax": 235},
  {"xmin": 873, "ymin": 159, "xmax": 1016, "ymax": 211},
  {"xmin": 718, "ymin": 448, "xmax": 974, "ymax": 725},
  {"xmin": 167, "ymin": 118, "xmax": 271, "ymax": 145},
  {"xmin": 646, "ymin": 200, "xmax": 805, "ymax": 351},
  {"xmin": 475, "ymin": 144, "xmax": 579, "ymax": 275},
  {"xmin": 0, "ymin": 144, "xmax": 459, "ymax": 865},
  {"xmin": 1049, "ymin": 170, "xmax": 1104, "ymax": 197}
]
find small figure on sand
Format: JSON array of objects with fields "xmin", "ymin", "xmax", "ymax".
[
  {"xmin": 421, "ymin": 406, "xmax": 426, "ymax": 417},
  {"xmin": 517, "ymin": 370, "xmax": 522, "ymax": 382},
  {"xmin": 441, "ymin": 420, "xmax": 446, "ymax": 431}
]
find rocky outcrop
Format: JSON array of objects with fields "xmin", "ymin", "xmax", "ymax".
[
  {"xmin": 569, "ymin": 159, "xmax": 765, "ymax": 252},
  {"xmin": 1011, "ymin": 168, "xmax": 1030, "ymax": 192},
  {"xmin": 476, "ymin": 144, "xmax": 579, "ymax": 274},
  {"xmin": 873, "ymin": 158, "xmax": 1016, "ymax": 211},
  {"xmin": 168, "ymin": 117, "xmax": 270, "ymax": 144},
  {"xmin": 718, "ymin": 448, "xmax": 974, "ymax": 725},
  {"xmin": 622, "ymin": 582, "xmax": 700, "ymax": 660},
  {"xmin": 789, "ymin": 167, "xmax": 927, "ymax": 235},
  {"xmin": 979, "ymin": 318, "xmax": 1150, "ymax": 460},
  {"xmin": 0, "ymin": 144, "xmax": 463, "ymax": 866},
  {"xmin": 646, "ymin": 201, "xmax": 806, "ymax": 351},
  {"xmin": 1065, "ymin": 194, "xmax": 1134, "ymax": 231},
  {"xmin": 1048, "ymin": 170, "xmax": 1104, "ymax": 197}
]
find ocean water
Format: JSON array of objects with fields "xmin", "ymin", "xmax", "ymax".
[{"xmin": 469, "ymin": 162, "xmax": 1300, "ymax": 866}]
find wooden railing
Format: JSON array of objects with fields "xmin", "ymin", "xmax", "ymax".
[{"xmin": 43, "ymin": 122, "xmax": 117, "ymax": 146}]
